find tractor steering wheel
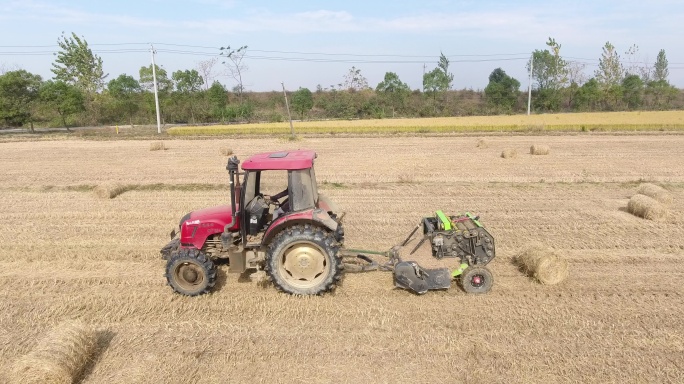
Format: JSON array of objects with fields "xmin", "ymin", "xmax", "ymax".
[{"xmin": 264, "ymin": 195, "xmax": 281, "ymax": 207}]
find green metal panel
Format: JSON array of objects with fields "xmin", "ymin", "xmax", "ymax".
[
  {"xmin": 435, "ymin": 210, "xmax": 452, "ymax": 230},
  {"xmin": 465, "ymin": 212, "xmax": 483, "ymax": 227}
]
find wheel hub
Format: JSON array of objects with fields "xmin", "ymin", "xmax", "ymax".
[
  {"xmin": 182, "ymin": 268, "xmax": 198, "ymax": 283},
  {"xmin": 472, "ymin": 274, "xmax": 484, "ymax": 287},
  {"xmin": 280, "ymin": 243, "xmax": 328, "ymax": 287},
  {"xmin": 174, "ymin": 262, "xmax": 204, "ymax": 289}
]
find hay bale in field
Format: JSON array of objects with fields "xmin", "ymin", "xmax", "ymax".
[
  {"xmin": 627, "ymin": 194, "xmax": 667, "ymax": 220},
  {"xmin": 149, "ymin": 141, "xmax": 168, "ymax": 151},
  {"xmin": 93, "ymin": 183, "xmax": 128, "ymax": 199},
  {"xmin": 11, "ymin": 321, "xmax": 97, "ymax": 384},
  {"xmin": 515, "ymin": 245, "xmax": 569, "ymax": 285},
  {"xmin": 501, "ymin": 149, "xmax": 518, "ymax": 159},
  {"xmin": 636, "ymin": 183, "xmax": 673, "ymax": 205},
  {"xmin": 476, "ymin": 138, "xmax": 489, "ymax": 148},
  {"xmin": 219, "ymin": 147, "xmax": 234, "ymax": 156},
  {"xmin": 530, "ymin": 144, "xmax": 550, "ymax": 155}
]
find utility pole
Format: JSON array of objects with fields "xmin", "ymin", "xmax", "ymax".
[
  {"xmin": 422, "ymin": 63, "xmax": 426, "ymax": 92},
  {"xmin": 527, "ymin": 53, "xmax": 534, "ymax": 116},
  {"xmin": 281, "ymin": 82, "xmax": 295, "ymax": 138},
  {"xmin": 150, "ymin": 44, "xmax": 162, "ymax": 134}
]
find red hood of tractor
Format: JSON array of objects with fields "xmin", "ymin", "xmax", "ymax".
[
  {"xmin": 187, "ymin": 205, "xmax": 234, "ymax": 223},
  {"xmin": 180, "ymin": 205, "xmax": 238, "ymax": 249}
]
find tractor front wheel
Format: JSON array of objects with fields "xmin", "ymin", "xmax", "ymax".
[
  {"xmin": 266, "ymin": 225, "xmax": 342, "ymax": 295},
  {"xmin": 165, "ymin": 249, "xmax": 216, "ymax": 296},
  {"xmin": 460, "ymin": 266, "xmax": 493, "ymax": 294}
]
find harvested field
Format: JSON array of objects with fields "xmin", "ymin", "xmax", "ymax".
[{"xmin": 1, "ymin": 134, "xmax": 683, "ymax": 383}]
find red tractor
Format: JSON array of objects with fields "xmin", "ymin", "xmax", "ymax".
[
  {"xmin": 161, "ymin": 149, "xmax": 496, "ymax": 296},
  {"xmin": 161, "ymin": 150, "xmax": 345, "ymax": 296}
]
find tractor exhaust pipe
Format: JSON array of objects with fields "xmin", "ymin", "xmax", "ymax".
[{"xmin": 226, "ymin": 156, "xmax": 240, "ymax": 216}]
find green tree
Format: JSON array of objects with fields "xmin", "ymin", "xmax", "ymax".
[
  {"xmin": 595, "ymin": 42, "xmax": 625, "ymax": 109},
  {"xmin": 646, "ymin": 80, "xmax": 678, "ymax": 110},
  {"xmin": 653, "ymin": 49, "xmax": 669, "ymax": 83},
  {"xmin": 437, "ymin": 52, "xmax": 454, "ymax": 91},
  {"xmin": 291, "ymin": 87, "xmax": 314, "ymax": 119},
  {"xmin": 574, "ymin": 78, "xmax": 601, "ymax": 111},
  {"xmin": 423, "ymin": 52, "xmax": 454, "ymax": 97},
  {"xmin": 139, "ymin": 64, "xmax": 173, "ymax": 93},
  {"xmin": 484, "ymin": 68, "xmax": 520, "ymax": 112},
  {"xmin": 595, "ymin": 42, "xmax": 624, "ymax": 88},
  {"xmin": 39, "ymin": 80, "xmax": 85, "ymax": 129},
  {"xmin": 207, "ymin": 81, "xmax": 227, "ymax": 121},
  {"xmin": 376, "ymin": 72, "xmax": 410, "ymax": 117},
  {"xmin": 0, "ymin": 70, "xmax": 42, "ymax": 130},
  {"xmin": 622, "ymin": 74, "xmax": 644, "ymax": 110},
  {"xmin": 528, "ymin": 37, "xmax": 568, "ymax": 111},
  {"xmin": 108, "ymin": 74, "xmax": 141, "ymax": 127},
  {"xmin": 172, "ymin": 69, "xmax": 204, "ymax": 93},
  {"xmin": 171, "ymin": 69, "xmax": 204, "ymax": 123},
  {"xmin": 51, "ymin": 32, "xmax": 106, "ymax": 93},
  {"xmin": 139, "ymin": 65, "xmax": 172, "ymax": 123}
]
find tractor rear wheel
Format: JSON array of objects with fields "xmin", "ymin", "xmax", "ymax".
[
  {"xmin": 266, "ymin": 225, "xmax": 342, "ymax": 295},
  {"xmin": 460, "ymin": 266, "xmax": 493, "ymax": 294},
  {"xmin": 165, "ymin": 248, "xmax": 216, "ymax": 296}
]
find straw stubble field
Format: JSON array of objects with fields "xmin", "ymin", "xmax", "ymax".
[{"xmin": 1, "ymin": 135, "xmax": 683, "ymax": 383}]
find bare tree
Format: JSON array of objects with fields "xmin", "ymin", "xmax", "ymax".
[
  {"xmin": 624, "ymin": 44, "xmax": 651, "ymax": 82},
  {"xmin": 343, "ymin": 66, "xmax": 369, "ymax": 91},
  {"xmin": 566, "ymin": 61, "xmax": 588, "ymax": 86},
  {"xmin": 220, "ymin": 45, "xmax": 248, "ymax": 101},
  {"xmin": 196, "ymin": 57, "xmax": 219, "ymax": 91},
  {"xmin": 0, "ymin": 62, "xmax": 20, "ymax": 75}
]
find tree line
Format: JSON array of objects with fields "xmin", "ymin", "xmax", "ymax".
[{"xmin": 0, "ymin": 33, "xmax": 681, "ymax": 130}]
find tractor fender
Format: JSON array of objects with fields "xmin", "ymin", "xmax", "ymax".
[{"xmin": 262, "ymin": 208, "xmax": 338, "ymax": 245}]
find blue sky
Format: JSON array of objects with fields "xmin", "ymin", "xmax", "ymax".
[{"xmin": 1, "ymin": 0, "xmax": 682, "ymax": 91}]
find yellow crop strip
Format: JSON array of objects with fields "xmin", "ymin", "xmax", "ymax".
[{"xmin": 168, "ymin": 111, "xmax": 684, "ymax": 136}]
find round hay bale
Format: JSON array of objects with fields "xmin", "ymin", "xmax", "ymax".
[
  {"xmin": 501, "ymin": 149, "xmax": 518, "ymax": 159},
  {"xmin": 515, "ymin": 245, "xmax": 569, "ymax": 285},
  {"xmin": 219, "ymin": 147, "xmax": 234, "ymax": 156},
  {"xmin": 530, "ymin": 144, "xmax": 550, "ymax": 155},
  {"xmin": 476, "ymin": 138, "xmax": 489, "ymax": 148},
  {"xmin": 93, "ymin": 183, "xmax": 127, "ymax": 199},
  {"xmin": 636, "ymin": 183, "xmax": 673, "ymax": 205},
  {"xmin": 11, "ymin": 321, "xmax": 97, "ymax": 384},
  {"xmin": 627, "ymin": 194, "xmax": 667, "ymax": 220},
  {"xmin": 149, "ymin": 141, "xmax": 167, "ymax": 151}
]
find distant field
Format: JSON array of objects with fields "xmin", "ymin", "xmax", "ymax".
[{"xmin": 169, "ymin": 110, "xmax": 684, "ymax": 135}]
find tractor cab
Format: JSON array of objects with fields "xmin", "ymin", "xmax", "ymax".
[
  {"xmin": 228, "ymin": 150, "xmax": 342, "ymax": 248},
  {"xmin": 241, "ymin": 151, "xmax": 317, "ymax": 236}
]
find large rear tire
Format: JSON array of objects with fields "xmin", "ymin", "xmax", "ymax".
[
  {"xmin": 460, "ymin": 266, "xmax": 493, "ymax": 294},
  {"xmin": 266, "ymin": 225, "xmax": 342, "ymax": 295},
  {"xmin": 165, "ymin": 248, "xmax": 216, "ymax": 296}
]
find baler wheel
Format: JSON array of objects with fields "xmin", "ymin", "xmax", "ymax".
[
  {"xmin": 266, "ymin": 225, "xmax": 342, "ymax": 295},
  {"xmin": 165, "ymin": 249, "xmax": 216, "ymax": 296},
  {"xmin": 460, "ymin": 266, "xmax": 493, "ymax": 294}
]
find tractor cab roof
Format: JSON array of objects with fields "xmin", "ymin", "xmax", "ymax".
[{"xmin": 242, "ymin": 149, "xmax": 317, "ymax": 171}]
